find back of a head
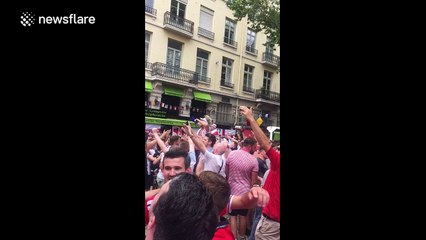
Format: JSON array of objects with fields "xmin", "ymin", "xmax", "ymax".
[
  {"xmin": 205, "ymin": 133, "xmax": 216, "ymax": 146},
  {"xmin": 242, "ymin": 137, "xmax": 257, "ymax": 147},
  {"xmin": 153, "ymin": 173, "xmax": 217, "ymax": 240},
  {"xmin": 213, "ymin": 142, "xmax": 227, "ymax": 155},
  {"xmin": 198, "ymin": 171, "xmax": 230, "ymax": 217},
  {"xmin": 169, "ymin": 135, "xmax": 181, "ymax": 146},
  {"xmin": 179, "ymin": 140, "xmax": 190, "ymax": 153}
]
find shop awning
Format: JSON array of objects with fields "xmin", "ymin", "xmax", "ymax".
[
  {"xmin": 163, "ymin": 86, "xmax": 184, "ymax": 98},
  {"xmin": 193, "ymin": 90, "xmax": 212, "ymax": 102},
  {"xmin": 145, "ymin": 80, "xmax": 153, "ymax": 92},
  {"xmin": 145, "ymin": 117, "xmax": 197, "ymax": 127}
]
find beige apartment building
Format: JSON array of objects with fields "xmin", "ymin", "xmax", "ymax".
[{"xmin": 145, "ymin": 0, "xmax": 280, "ymax": 139}]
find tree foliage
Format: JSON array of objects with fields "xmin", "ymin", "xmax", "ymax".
[{"xmin": 226, "ymin": 0, "xmax": 280, "ymax": 49}]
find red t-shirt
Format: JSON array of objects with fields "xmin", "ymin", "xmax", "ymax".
[
  {"xmin": 213, "ymin": 225, "xmax": 234, "ymax": 240},
  {"xmin": 262, "ymin": 147, "xmax": 281, "ymax": 222},
  {"xmin": 213, "ymin": 217, "xmax": 234, "ymax": 240},
  {"xmin": 145, "ymin": 194, "xmax": 156, "ymax": 225}
]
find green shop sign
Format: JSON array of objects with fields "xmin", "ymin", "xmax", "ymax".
[{"xmin": 145, "ymin": 117, "xmax": 197, "ymax": 127}]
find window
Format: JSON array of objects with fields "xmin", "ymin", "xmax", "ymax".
[
  {"xmin": 265, "ymin": 37, "xmax": 274, "ymax": 53},
  {"xmin": 146, "ymin": 0, "xmax": 154, "ymax": 7},
  {"xmin": 264, "ymin": 37, "xmax": 274, "ymax": 61},
  {"xmin": 216, "ymin": 103, "xmax": 233, "ymax": 124},
  {"xmin": 243, "ymin": 65, "xmax": 254, "ymax": 92},
  {"xmin": 224, "ymin": 18, "xmax": 236, "ymax": 46},
  {"xmin": 199, "ymin": 6, "xmax": 214, "ymax": 38},
  {"xmin": 246, "ymin": 28, "xmax": 256, "ymax": 54},
  {"xmin": 145, "ymin": 32, "xmax": 151, "ymax": 67},
  {"xmin": 171, "ymin": 0, "xmax": 186, "ymax": 25},
  {"xmin": 263, "ymin": 71, "xmax": 272, "ymax": 92},
  {"xmin": 145, "ymin": 0, "xmax": 156, "ymax": 15},
  {"xmin": 221, "ymin": 57, "xmax": 233, "ymax": 87},
  {"xmin": 196, "ymin": 49, "xmax": 209, "ymax": 83},
  {"xmin": 166, "ymin": 39, "xmax": 183, "ymax": 74}
]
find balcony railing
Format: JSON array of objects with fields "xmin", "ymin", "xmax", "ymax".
[
  {"xmin": 198, "ymin": 27, "xmax": 215, "ymax": 39},
  {"xmin": 164, "ymin": 12, "xmax": 194, "ymax": 35},
  {"xmin": 262, "ymin": 52, "xmax": 280, "ymax": 67},
  {"xmin": 255, "ymin": 89, "xmax": 280, "ymax": 102},
  {"xmin": 198, "ymin": 74, "xmax": 211, "ymax": 84},
  {"xmin": 151, "ymin": 62, "xmax": 211, "ymax": 85},
  {"xmin": 245, "ymin": 46, "xmax": 258, "ymax": 55},
  {"xmin": 216, "ymin": 112, "xmax": 235, "ymax": 125},
  {"xmin": 220, "ymin": 80, "xmax": 234, "ymax": 88},
  {"xmin": 243, "ymin": 86, "xmax": 254, "ymax": 93},
  {"xmin": 145, "ymin": 5, "xmax": 157, "ymax": 16},
  {"xmin": 224, "ymin": 37, "xmax": 238, "ymax": 48},
  {"xmin": 145, "ymin": 61, "xmax": 152, "ymax": 70}
]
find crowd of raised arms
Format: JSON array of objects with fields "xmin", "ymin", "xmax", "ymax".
[{"xmin": 145, "ymin": 106, "xmax": 281, "ymax": 240}]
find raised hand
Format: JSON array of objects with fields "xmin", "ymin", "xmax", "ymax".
[
  {"xmin": 152, "ymin": 128, "xmax": 158, "ymax": 135},
  {"xmin": 248, "ymin": 186, "xmax": 270, "ymax": 208},
  {"xmin": 239, "ymin": 106, "xmax": 255, "ymax": 121}
]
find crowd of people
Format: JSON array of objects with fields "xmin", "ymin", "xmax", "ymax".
[{"xmin": 145, "ymin": 106, "xmax": 281, "ymax": 240}]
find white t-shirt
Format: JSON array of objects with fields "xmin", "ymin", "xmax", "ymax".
[{"xmin": 203, "ymin": 151, "xmax": 226, "ymax": 178}]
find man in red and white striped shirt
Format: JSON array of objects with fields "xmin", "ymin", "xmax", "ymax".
[
  {"xmin": 225, "ymin": 137, "xmax": 259, "ymax": 240},
  {"xmin": 239, "ymin": 106, "xmax": 281, "ymax": 240}
]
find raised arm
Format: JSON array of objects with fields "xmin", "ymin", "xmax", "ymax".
[
  {"xmin": 231, "ymin": 186, "xmax": 270, "ymax": 209},
  {"xmin": 183, "ymin": 124, "xmax": 207, "ymax": 154},
  {"xmin": 239, "ymin": 106, "xmax": 271, "ymax": 152},
  {"xmin": 187, "ymin": 134, "xmax": 195, "ymax": 152},
  {"xmin": 145, "ymin": 139, "xmax": 157, "ymax": 154},
  {"xmin": 195, "ymin": 155, "xmax": 204, "ymax": 176},
  {"xmin": 152, "ymin": 128, "xmax": 168, "ymax": 153}
]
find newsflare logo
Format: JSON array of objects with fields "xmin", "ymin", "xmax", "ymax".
[{"xmin": 20, "ymin": 12, "xmax": 96, "ymax": 27}]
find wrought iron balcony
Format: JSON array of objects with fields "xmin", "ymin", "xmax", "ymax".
[
  {"xmin": 245, "ymin": 46, "xmax": 258, "ymax": 55},
  {"xmin": 145, "ymin": 6, "xmax": 157, "ymax": 16},
  {"xmin": 255, "ymin": 89, "xmax": 280, "ymax": 102},
  {"xmin": 224, "ymin": 37, "xmax": 238, "ymax": 48},
  {"xmin": 220, "ymin": 80, "xmax": 234, "ymax": 88},
  {"xmin": 145, "ymin": 61, "xmax": 152, "ymax": 70},
  {"xmin": 242, "ymin": 86, "xmax": 254, "ymax": 93},
  {"xmin": 163, "ymin": 12, "xmax": 194, "ymax": 37},
  {"xmin": 198, "ymin": 74, "xmax": 211, "ymax": 84},
  {"xmin": 198, "ymin": 27, "xmax": 215, "ymax": 40},
  {"xmin": 262, "ymin": 52, "xmax": 280, "ymax": 67},
  {"xmin": 151, "ymin": 62, "xmax": 211, "ymax": 85}
]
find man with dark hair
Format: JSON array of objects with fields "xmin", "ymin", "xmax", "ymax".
[
  {"xmin": 146, "ymin": 173, "xmax": 217, "ymax": 240},
  {"xmin": 161, "ymin": 148, "xmax": 190, "ymax": 180},
  {"xmin": 225, "ymin": 137, "xmax": 259, "ymax": 240},
  {"xmin": 168, "ymin": 135, "xmax": 181, "ymax": 148},
  {"xmin": 145, "ymin": 148, "xmax": 192, "ymax": 225},
  {"xmin": 182, "ymin": 124, "xmax": 227, "ymax": 177},
  {"xmin": 151, "ymin": 128, "xmax": 180, "ymax": 188},
  {"xmin": 198, "ymin": 171, "xmax": 270, "ymax": 240},
  {"xmin": 204, "ymin": 133, "xmax": 216, "ymax": 152}
]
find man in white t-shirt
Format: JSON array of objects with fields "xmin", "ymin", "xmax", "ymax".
[{"xmin": 182, "ymin": 124, "xmax": 227, "ymax": 178}]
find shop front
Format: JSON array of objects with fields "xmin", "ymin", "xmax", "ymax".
[{"xmin": 145, "ymin": 84, "xmax": 197, "ymax": 133}]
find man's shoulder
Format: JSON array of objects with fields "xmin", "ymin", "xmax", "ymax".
[{"xmin": 226, "ymin": 150, "xmax": 239, "ymax": 159}]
